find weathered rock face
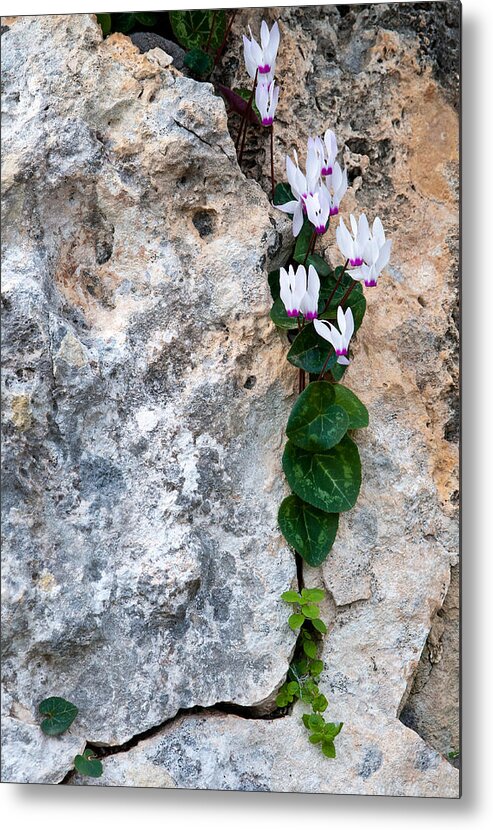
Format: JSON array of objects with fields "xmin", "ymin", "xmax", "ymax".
[
  {"xmin": 1, "ymin": 13, "xmax": 296, "ymax": 768},
  {"xmin": 1, "ymin": 3, "xmax": 459, "ymax": 797}
]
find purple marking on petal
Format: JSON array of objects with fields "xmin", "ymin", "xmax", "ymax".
[
  {"xmin": 315, "ymin": 225, "xmax": 325, "ymax": 235},
  {"xmin": 258, "ymin": 64, "xmax": 271, "ymax": 73},
  {"xmin": 287, "ymin": 309, "xmax": 299, "ymax": 317},
  {"xmin": 330, "ymin": 206, "xmax": 339, "ymax": 216},
  {"xmin": 262, "ymin": 117, "xmax": 274, "ymax": 126},
  {"xmin": 304, "ymin": 311, "xmax": 318, "ymax": 321},
  {"xmin": 350, "ymin": 257, "xmax": 364, "ymax": 267},
  {"xmin": 364, "ymin": 279, "xmax": 377, "ymax": 287},
  {"xmin": 321, "ymin": 166, "xmax": 333, "ymax": 176},
  {"xmin": 336, "ymin": 348, "xmax": 348, "ymax": 356}
]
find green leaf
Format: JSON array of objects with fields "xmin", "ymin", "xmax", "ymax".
[
  {"xmin": 170, "ymin": 10, "xmax": 226, "ymax": 51},
  {"xmin": 332, "ymin": 385, "xmax": 369, "ymax": 429},
  {"xmin": 294, "ymin": 218, "xmax": 314, "ymax": 263},
  {"xmin": 287, "ymin": 324, "xmax": 336, "ymax": 374},
  {"xmin": 281, "ymin": 590, "xmax": 301, "ymax": 604},
  {"xmin": 74, "ymin": 748, "xmax": 103, "ymax": 778},
  {"xmin": 286, "ymin": 381, "xmax": 349, "ymax": 452},
  {"xmin": 308, "ymin": 715, "xmax": 325, "ymax": 731},
  {"xmin": 278, "ymin": 495, "xmax": 339, "ymax": 566},
  {"xmin": 312, "ymin": 618, "xmax": 328, "ymax": 635},
  {"xmin": 302, "ymin": 604, "xmax": 320, "ymax": 620},
  {"xmin": 313, "ymin": 693, "xmax": 328, "ymax": 713},
  {"xmin": 39, "ymin": 697, "xmax": 78, "ymax": 736},
  {"xmin": 288, "ymin": 613, "xmax": 304, "ymax": 630},
  {"xmin": 276, "ymin": 691, "xmax": 289, "ymax": 707},
  {"xmin": 287, "ymin": 681, "xmax": 299, "ymax": 696},
  {"xmin": 96, "ymin": 13, "xmax": 112, "ymax": 36},
  {"xmin": 324, "ymin": 722, "xmax": 344, "ymax": 739},
  {"xmin": 184, "ymin": 47, "xmax": 213, "ymax": 78},
  {"xmin": 302, "ymin": 713, "xmax": 311, "ymax": 728},
  {"xmin": 322, "ymin": 740, "xmax": 336, "ymax": 758},
  {"xmin": 303, "ymin": 639, "xmax": 317, "ymax": 659},
  {"xmin": 282, "ymin": 436, "xmax": 362, "ymax": 513},
  {"xmin": 134, "ymin": 12, "xmax": 157, "ymax": 27},
  {"xmin": 309, "ymin": 659, "xmax": 324, "ymax": 676},
  {"xmin": 301, "ymin": 588, "xmax": 325, "ymax": 602},
  {"xmin": 268, "ymin": 269, "xmax": 280, "ymax": 301},
  {"xmin": 270, "ymin": 297, "xmax": 298, "ymax": 330},
  {"xmin": 304, "ymin": 253, "xmax": 331, "ymax": 277},
  {"xmin": 273, "ymin": 182, "xmax": 294, "ymax": 207},
  {"xmin": 309, "ymin": 733, "xmax": 323, "ymax": 744},
  {"xmin": 113, "ymin": 12, "xmax": 136, "ymax": 34}
]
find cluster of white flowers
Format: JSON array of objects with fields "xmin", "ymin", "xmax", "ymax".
[
  {"xmin": 336, "ymin": 214, "xmax": 392, "ymax": 288},
  {"xmin": 242, "ymin": 19, "xmax": 392, "ymax": 369},
  {"xmin": 243, "ymin": 21, "xmax": 280, "ymax": 127},
  {"xmin": 276, "ymin": 132, "xmax": 348, "ymax": 236}
]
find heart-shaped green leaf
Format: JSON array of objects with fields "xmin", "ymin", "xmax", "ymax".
[
  {"xmin": 332, "ymin": 385, "xmax": 369, "ymax": 429},
  {"xmin": 74, "ymin": 748, "xmax": 103, "ymax": 778},
  {"xmin": 170, "ymin": 10, "xmax": 226, "ymax": 52},
  {"xmin": 301, "ymin": 587, "xmax": 325, "ymax": 602},
  {"xmin": 287, "ymin": 324, "xmax": 336, "ymax": 374},
  {"xmin": 278, "ymin": 494, "xmax": 339, "ymax": 566},
  {"xmin": 286, "ymin": 381, "xmax": 349, "ymax": 451},
  {"xmin": 282, "ymin": 436, "xmax": 361, "ymax": 513},
  {"xmin": 39, "ymin": 697, "xmax": 78, "ymax": 736},
  {"xmin": 322, "ymin": 739, "xmax": 336, "ymax": 758}
]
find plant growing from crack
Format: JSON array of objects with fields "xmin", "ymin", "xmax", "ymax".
[
  {"xmin": 38, "ymin": 696, "xmax": 103, "ymax": 778},
  {"xmin": 233, "ymin": 18, "xmax": 392, "ymax": 757},
  {"xmin": 276, "ymin": 589, "xmax": 343, "ymax": 758}
]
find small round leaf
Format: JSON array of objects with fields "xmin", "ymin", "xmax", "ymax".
[
  {"xmin": 74, "ymin": 748, "xmax": 103, "ymax": 778},
  {"xmin": 39, "ymin": 697, "xmax": 78, "ymax": 736}
]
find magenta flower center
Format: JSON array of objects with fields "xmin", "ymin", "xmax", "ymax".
[
  {"xmin": 258, "ymin": 64, "xmax": 271, "ymax": 74},
  {"xmin": 262, "ymin": 117, "xmax": 274, "ymax": 126},
  {"xmin": 364, "ymin": 279, "xmax": 377, "ymax": 287},
  {"xmin": 330, "ymin": 206, "xmax": 339, "ymax": 216},
  {"xmin": 287, "ymin": 309, "xmax": 299, "ymax": 317},
  {"xmin": 321, "ymin": 166, "xmax": 332, "ymax": 176},
  {"xmin": 336, "ymin": 348, "xmax": 348, "ymax": 356},
  {"xmin": 350, "ymin": 257, "xmax": 364, "ymax": 266},
  {"xmin": 304, "ymin": 311, "xmax": 318, "ymax": 321}
]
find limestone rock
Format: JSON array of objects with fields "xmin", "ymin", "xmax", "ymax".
[
  {"xmin": 1, "ymin": 12, "xmax": 295, "ymax": 766},
  {"xmin": 72, "ymin": 710, "xmax": 457, "ymax": 797},
  {"xmin": 1, "ymin": 2, "xmax": 459, "ymax": 798}
]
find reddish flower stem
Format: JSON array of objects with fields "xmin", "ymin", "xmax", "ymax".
[{"xmin": 270, "ymin": 124, "xmax": 275, "ymax": 202}]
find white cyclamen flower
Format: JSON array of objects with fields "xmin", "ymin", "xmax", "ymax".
[
  {"xmin": 315, "ymin": 129, "xmax": 338, "ymax": 177},
  {"xmin": 280, "ymin": 264, "xmax": 320, "ymax": 320},
  {"xmin": 347, "ymin": 216, "xmax": 392, "ymax": 287},
  {"xmin": 328, "ymin": 162, "xmax": 348, "ymax": 216},
  {"xmin": 243, "ymin": 20, "xmax": 280, "ymax": 79},
  {"xmin": 305, "ymin": 185, "xmax": 331, "ymax": 235},
  {"xmin": 348, "ymin": 235, "xmax": 392, "ymax": 287},
  {"xmin": 299, "ymin": 264, "xmax": 321, "ymax": 321},
  {"xmin": 336, "ymin": 213, "xmax": 370, "ymax": 266},
  {"xmin": 314, "ymin": 306, "xmax": 354, "ymax": 365},
  {"xmin": 276, "ymin": 145, "xmax": 322, "ymax": 236},
  {"xmin": 255, "ymin": 80, "xmax": 279, "ymax": 126}
]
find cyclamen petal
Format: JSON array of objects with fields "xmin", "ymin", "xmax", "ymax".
[{"xmin": 243, "ymin": 20, "xmax": 280, "ymax": 78}]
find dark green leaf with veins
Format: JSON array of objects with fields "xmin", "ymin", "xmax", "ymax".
[
  {"xmin": 170, "ymin": 10, "xmax": 226, "ymax": 51},
  {"xmin": 39, "ymin": 697, "xmax": 78, "ymax": 736},
  {"xmin": 332, "ymin": 385, "xmax": 369, "ymax": 429},
  {"xmin": 278, "ymin": 494, "xmax": 339, "ymax": 566},
  {"xmin": 270, "ymin": 297, "xmax": 298, "ymax": 330},
  {"xmin": 294, "ymin": 218, "xmax": 314, "ymax": 263},
  {"xmin": 286, "ymin": 381, "xmax": 349, "ymax": 451},
  {"xmin": 273, "ymin": 181, "xmax": 294, "ymax": 207},
  {"xmin": 282, "ymin": 436, "xmax": 362, "ymax": 513},
  {"xmin": 287, "ymin": 324, "xmax": 336, "ymax": 374},
  {"xmin": 74, "ymin": 748, "xmax": 103, "ymax": 778}
]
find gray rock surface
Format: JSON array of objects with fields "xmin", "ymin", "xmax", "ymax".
[
  {"xmin": 1, "ymin": 5, "xmax": 459, "ymax": 797},
  {"xmin": 1, "ymin": 13, "xmax": 295, "ymax": 769}
]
